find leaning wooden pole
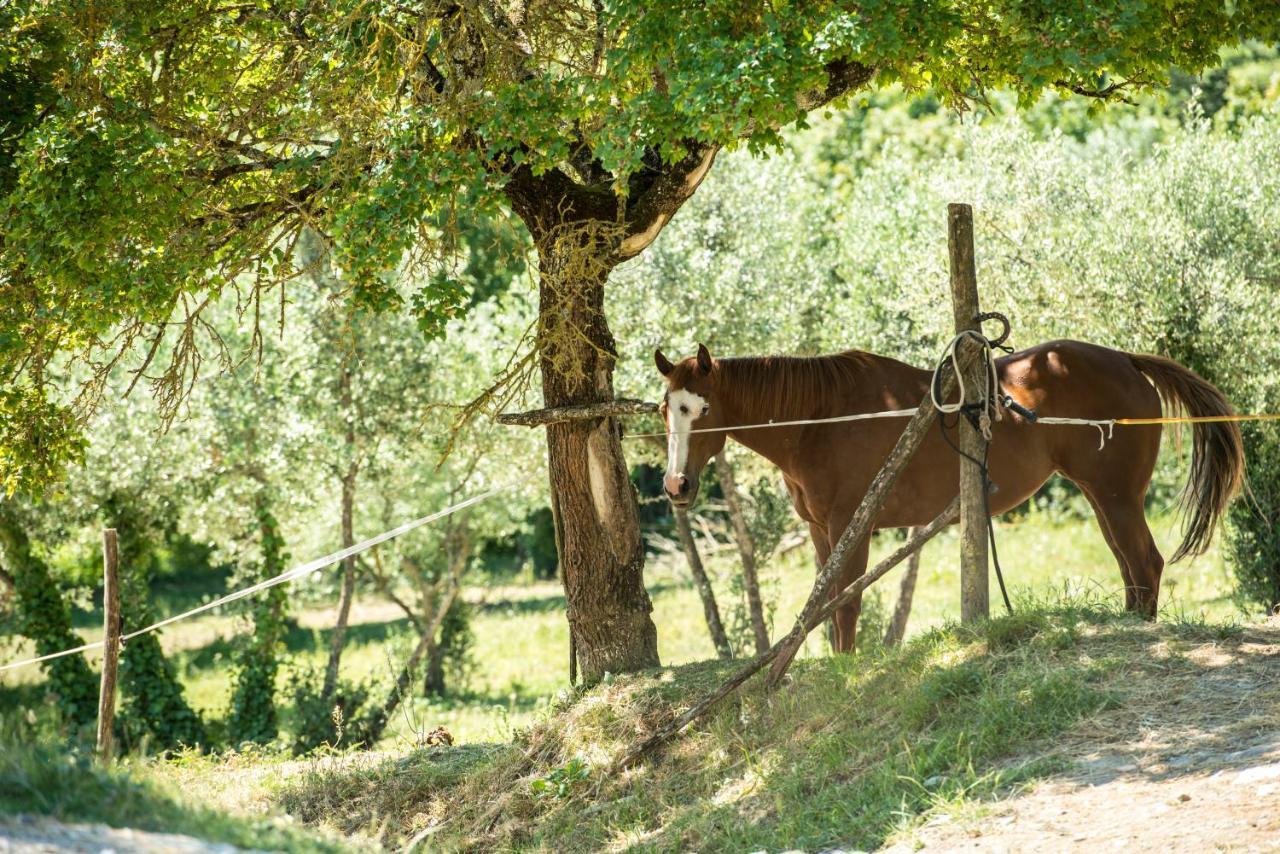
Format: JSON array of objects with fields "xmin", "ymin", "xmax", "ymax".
[
  {"xmin": 948, "ymin": 203, "xmax": 990, "ymax": 623},
  {"xmin": 617, "ymin": 496, "xmax": 959, "ymax": 769},
  {"xmin": 674, "ymin": 507, "xmax": 733, "ymax": 660},
  {"xmin": 766, "ymin": 375, "xmax": 954, "ymax": 688},
  {"xmin": 715, "ymin": 450, "xmax": 770, "ymax": 655},
  {"xmin": 96, "ymin": 529, "xmax": 121, "ymax": 763}
]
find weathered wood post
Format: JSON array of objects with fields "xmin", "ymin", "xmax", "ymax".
[
  {"xmin": 948, "ymin": 203, "xmax": 990, "ymax": 622},
  {"xmin": 96, "ymin": 528, "xmax": 121, "ymax": 762}
]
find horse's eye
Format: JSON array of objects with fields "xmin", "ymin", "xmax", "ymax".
[
  {"xmin": 701, "ymin": 404, "xmax": 710, "ymax": 416},
  {"xmin": 679, "ymin": 405, "xmax": 688, "ymax": 415}
]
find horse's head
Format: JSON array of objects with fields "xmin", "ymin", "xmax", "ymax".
[{"xmin": 654, "ymin": 343, "xmax": 728, "ymax": 508}]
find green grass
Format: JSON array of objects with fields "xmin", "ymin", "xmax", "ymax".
[
  {"xmin": 266, "ymin": 597, "xmax": 1256, "ymax": 851},
  {"xmin": 0, "ymin": 511, "xmax": 1242, "ymax": 748},
  {"xmin": 0, "ymin": 741, "xmax": 348, "ymax": 852},
  {"xmin": 0, "ymin": 510, "xmax": 1258, "ymax": 850}
]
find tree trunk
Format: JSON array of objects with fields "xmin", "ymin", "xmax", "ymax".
[
  {"xmin": 883, "ymin": 528, "xmax": 922, "ymax": 647},
  {"xmin": 323, "ymin": 465, "xmax": 358, "ymax": 701},
  {"xmin": 536, "ymin": 240, "xmax": 659, "ymax": 683},
  {"xmin": 423, "ymin": 640, "xmax": 446, "ymax": 696},
  {"xmin": 674, "ymin": 507, "xmax": 733, "ymax": 659},
  {"xmin": 109, "ymin": 504, "xmax": 205, "ymax": 750},
  {"xmin": 716, "ymin": 451, "xmax": 770, "ymax": 655},
  {"xmin": 229, "ymin": 497, "xmax": 289, "ymax": 744}
]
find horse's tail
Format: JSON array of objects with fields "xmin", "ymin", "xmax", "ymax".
[{"xmin": 1129, "ymin": 353, "xmax": 1246, "ymax": 562}]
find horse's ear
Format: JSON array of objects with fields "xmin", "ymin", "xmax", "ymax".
[
  {"xmin": 696, "ymin": 343, "xmax": 714, "ymax": 374},
  {"xmin": 654, "ymin": 349, "xmax": 675, "ymax": 376}
]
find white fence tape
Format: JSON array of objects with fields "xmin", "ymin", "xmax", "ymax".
[{"xmin": 0, "ymin": 483, "xmax": 515, "ymax": 674}]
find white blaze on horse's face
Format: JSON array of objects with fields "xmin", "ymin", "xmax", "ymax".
[{"xmin": 663, "ymin": 388, "xmax": 708, "ymax": 500}]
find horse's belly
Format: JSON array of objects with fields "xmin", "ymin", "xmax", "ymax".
[{"xmin": 873, "ymin": 431, "xmax": 1054, "ymax": 528}]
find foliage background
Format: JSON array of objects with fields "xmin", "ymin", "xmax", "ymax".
[{"xmin": 2, "ymin": 44, "xmax": 1279, "ymax": 755}]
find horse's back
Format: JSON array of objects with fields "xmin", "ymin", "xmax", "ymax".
[{"xmin": 997, "ymin": 339, "xmax": 1162, "ymax": 422}]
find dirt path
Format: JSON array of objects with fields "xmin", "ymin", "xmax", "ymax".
[
  {"xmin": 885, "ymin": 619, "xmax": 1280, "ymax": 852},
  {"xmin": 0, "ymin": 817, "xmax": 253, "ymax": 853}
]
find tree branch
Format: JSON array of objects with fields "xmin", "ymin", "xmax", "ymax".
[
  {"xmin": 188, "ymin": 182, "xmax": 322, "ymax": 230},
  {"xmin": 1055, "ymin": 78, "xmax": 1138, "ymax": 105},
  {"xmin": 620, "ymin": 143, "xmax": 719, "ymax": 259},
  {"xmin": 620, "ymin": 58, "xmax": 875, "ymax": 259},
  {"xmin": 184, "ymin": 158, "xmax": 290, "ymax": 182},
  {"xmin": 363, "ymin": 553, "xmax": 426, "ymax": 635},
  {"xmin": 502, "ymin": 160, "xmax": 616, "ymax": 231},
  {"xmin": 497, "ymin": 397, "xmax": 656, "ymax": 427},
  {"xmin": 590, "ymin": 0, "xmax": 605, "ymax": 75},
  {"xmin": 798, "ymin": 58, "xmax": 877, "ymax": 112}
]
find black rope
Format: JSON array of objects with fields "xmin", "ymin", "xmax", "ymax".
[
  {"xmin": 937, "ymin": 408, "xmax": 1015, "ymax": 615},
  {"xmin": 930, "ymin": 318, "xmax": 1017, "ymax": 614}
]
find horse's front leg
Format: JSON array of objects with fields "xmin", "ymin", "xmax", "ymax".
[{"xmin": 826, "ymin": 530, "xmax": 870, "ymax": 653}]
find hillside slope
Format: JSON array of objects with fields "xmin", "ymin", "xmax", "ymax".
[{"xmin": 274, "ymin": 603, "xmax": 1280, "ymax": 851}]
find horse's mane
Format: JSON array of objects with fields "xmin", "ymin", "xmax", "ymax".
[{"xmin": 672, "ymin": 351, "xmax": 880, "ymax": 420}]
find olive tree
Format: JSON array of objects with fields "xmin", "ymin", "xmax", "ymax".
[
  {"xmin": 821, "ymin": 108, "xmax": 1280, "ymax": 606},
  {"xmin": 3, "ymin": 0, "xmax": 1275, "ymax": 680}
]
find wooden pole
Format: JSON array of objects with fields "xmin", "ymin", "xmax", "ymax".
[
  {"xmin": 497, "ymin": 398, "xmax": 656, "ymax": 427},
  {"xmin": 765, "ymin": 373, "xmax": 954, "ymax": 688},
  {"xmin": 96, "ymin": 528, "xmax": 121, "ymax": 762},
  {"xmin": 618, "ymin": 496, "xmax": 959, "ymax": 769},
  {"xmin": 948, "ymin": 203, "xmax": 989, "ymax": 623}
]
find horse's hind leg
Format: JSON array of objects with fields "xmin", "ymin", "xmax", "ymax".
[
  {"xmin": 1061, "ymin": 417, "xmax": 1164, "ymax": 617},
  {"xmin": 1081, "ymin": 487, "xmax": 1165, "ymax": 618},
  {"xmin": 1079, "ymin": 486, "xmax": 1138, "ymax": 610}
]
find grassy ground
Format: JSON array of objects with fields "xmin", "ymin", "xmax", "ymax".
[
  {"xmin": 0, "ymin": 741, "xmax": 350, "ymax": 851},
  {"xmin": 259, "ymin": 600, "xmax": 1269, "ymax": 850},
  {"xmin": 0, "ymin": 511, "xmax": 1258, "ymax": 851},
  {"xmin": 0, "ymin": 511, "xmax": 1241, "ymax": 748}
]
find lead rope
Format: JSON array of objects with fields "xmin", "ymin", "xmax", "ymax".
[{"xmin": 932, "ymin": 316, "xmax": 1015, "ymax": 615}]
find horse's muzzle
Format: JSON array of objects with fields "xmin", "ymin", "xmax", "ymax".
[{"xmin": 664, "ymin": 474, "xmax": 691, "ymax": 504}]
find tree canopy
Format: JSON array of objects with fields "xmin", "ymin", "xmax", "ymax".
[{"xmin": 3, "ymin": 0, "xmax": 1278, "ymax": 494}]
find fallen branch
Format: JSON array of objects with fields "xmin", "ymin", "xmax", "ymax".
[
  {"xmin": 615, "ymin": 496, "xmax": 959, "ymax": 770},
  {"xmin": 766, "ymin": 379, "xmax": 954, "ymax": 688},
  {"xmin": 496, "ymin": 398, "xmax": 656, "ymax": 427},
  {"xmin": 884, "ymin": 528, "xmax": 923, "ymax": 647}
]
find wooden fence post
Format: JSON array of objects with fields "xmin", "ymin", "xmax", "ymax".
[
  {"xmin": 97, "ymin": 528, "xmax": 121, "ymax": 762},
  {"xmin": 765, "ymin": 373, "xmax": 953, "ymax": 687},
  {"xmin": 948, "ymin": 203, "xmax": 990, "ymax": 623}
]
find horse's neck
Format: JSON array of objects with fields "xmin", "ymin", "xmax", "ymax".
[
  {"xmin": 717, "ymin": 352, "xmax": 925, "ymax": 472},
  {"xmin": 724, "ymin": 417, "xmax": 803, "ymax": 474},
  {"xmin": 716, "ymin": 356, "xmax": 860, "ymax": 471}
]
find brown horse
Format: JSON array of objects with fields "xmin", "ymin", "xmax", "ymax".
[{"xmin": 654, "ymin": 340, "xmax": 1245, "ymax": 650}]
